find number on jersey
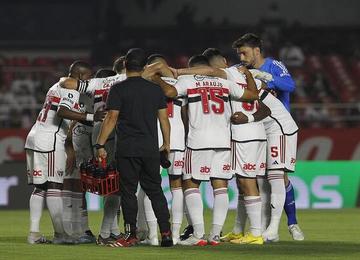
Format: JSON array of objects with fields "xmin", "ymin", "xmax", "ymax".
[{"xmin": 197, "ymin": 87, "xmax": 225, "ymax": 114}]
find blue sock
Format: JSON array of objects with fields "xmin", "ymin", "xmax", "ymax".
[{"xmin": 284, "ymin": 181, "xmax": 298, "ymax": 225}]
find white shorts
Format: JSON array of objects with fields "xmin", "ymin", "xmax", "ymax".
[
  {"xmin": 26, "ymin": 141, "xmax": 66, "ymax": 185},
  {"xmin": 266, "ymin": 133, "xmax": 297, "ymax": 172},
  {"xmin": 92, "ymin": 122, "xmax": 116, "ymax": 163},
  {"xmin": 231, "ymin": 140, "xmax": 266, "ymax": 178},
  {"xmin": 182, "ymin": 148, "xmax": 232, "ymax": 181},
  {"xmin": 167, "ymin": 151, "xmax": 184, "ymax": 176},
  {"xmin": 65, "ymin": 122, "xmax": 93, "ymax": 179}
]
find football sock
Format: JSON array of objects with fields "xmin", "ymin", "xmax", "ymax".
[
  {"xmin": 267, "ymin": 171, "xmax": 286, "ymax": 235},
  {"xmin": 184, "ymin": 188, "xmax": 204, "ymax": 238},
  {"xmin": 244, "ymin": 195, "xmax": 262, "ymax": 237},
  {"xmin": 46, "ymin": 189, "xmax": 64, "ymax": 234},
  {"xmin": 137, "ymin": 188, "xmax": 148, "ymax": 232},
  {"xmin": 100, "ymin": 194, "xmax": 120, "ymax": 238},
  {"xmin": 232, "ymin": 194, "xmax": 247, "ymax": 234},
  {"xmin": 211, "ymin": 188, "xmax": 229, "ymax": 237},
  {"xmin": 284, "ymin": 181, "xmax": 298, "ymax": 225},
  {"xmin": 81, "ymin": 195, "xmax": 90, "ymax": 233},
  {"xmin": 184, "ymin": 202, "xmax": 192, "ymax": 226},
  {"xmin": 29, "ymin": 188, "xmax": 45, "ymax": 233},
  {"xmin": 110, "ymin": 207, "xmax": 121, "ymax": 236},
  {"xmin": 61, "ymin": 190, "xmax": 73, "ymax": 236},
  {"xmin": 71, "ymin": 192, "xmax": 83, "ymax": 237},
  {"xmin": 171, "ymin": 187, "xmax": 184, "ymax": 239},
  {"xmin": 257, "ymin": 177, "xmax": 271, "ymax": 232},
  {"xmin": 144, "ymin": 194, "xmax": 158, "ymax": 239}
]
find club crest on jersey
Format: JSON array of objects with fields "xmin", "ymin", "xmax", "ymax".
[
  {"xmin": 291, "ymin": 158, "xmax": 296, "ymax": 164},
  {"xmin": 57, "ymin": 170, "xmax": 64, "ymax": 177}
]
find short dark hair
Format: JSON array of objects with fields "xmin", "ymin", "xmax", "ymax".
[
  {"xmin": 69, "ymin": 60, "xmax": 92, "ymax": 75},
  {"xmin": 147, "ymin": 54, "xmax": 166, "ymax": 65},
  {"xmin": 113, "ymin": 56, "xmax": 125, "ymax": 74},
  {"xmin": 188, "ymin": 55, "xmax": 209, "ymax": 67},
  {"xmin": 232, "ymin": 33, "xmax": 263, "ymax": 51},
  {"xmin": 95, "ymin": 69, "xmax": 116, "ymax": 78},
  {"xmin": 125, "ymin": 48, "xmax": 147, "ymax": 71},
  {"xmin": 202, "ymin": 48, "xmax": 223, "ymax": 61}
]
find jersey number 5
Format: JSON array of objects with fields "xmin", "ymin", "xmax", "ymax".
[{"xmin": 197, "ymin": 87, "xmax": 224, "ymax": 114}]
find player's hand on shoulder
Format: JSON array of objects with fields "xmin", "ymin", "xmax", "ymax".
[
  {"xmin": 237, "ymin": 65, "xmax": 250, "ymax": 75},
  {"xmin": 94, "ymin": 110, "xmax": 107, "ymax": 122},
  {"xmin": 231, "ymin": 111, "xmax": 248, "ymax": 124}
]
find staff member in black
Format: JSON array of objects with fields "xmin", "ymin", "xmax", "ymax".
[{"xmin": 95, "ymin": 48, "xmax": 173, "ymax": 247}]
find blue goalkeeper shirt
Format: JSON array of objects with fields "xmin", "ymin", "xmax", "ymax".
[{"xmin": 259, "ymin": 58, "xmax": 295, "ymax": 111}]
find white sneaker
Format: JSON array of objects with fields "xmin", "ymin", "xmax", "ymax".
[
  {"xmin": 27, "ymin": 232, "xmax": 48, "ymax": 244},
  {"xmin": 140, "ymin": 236, "xmax": 159, "ymax": 246},
  {"xmin": 262, "ymin": 230, "xmax": 280, "ymax": 243},
  {"xmin": 172, "ymin": 237, "xmax": 179, "ymax": 245},
  {"xmin": 288, "ymin": 224, "xmax": 305, "ymax": 241},
  {"xmin": 178, "ymin": 235, "xmax": 207, "ymax": 246}
]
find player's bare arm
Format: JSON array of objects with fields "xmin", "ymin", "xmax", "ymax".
[
  {"xmin": 175, "ymin": 66, "xmax": 227, "ymax": 79},
  {"xmin": 57, "ymin": 106, "xmax": 106, "ymax": 122},
  {"xmin": 158, "ymin": 108, "xmax": 171, "ymax": 155},
  {"xmin": 143, "ymin": 62, "xmax": 173, "ymax": 79},
  {"xmin": 59, "ymin": 77, "xmax": 79, "ymax": 90},
  {"xmin": 237, "ymin": 67, "xmax": 259, "ymax": 101},
  {"xmin": 95, "ymin": 110, "xmax": 119, "ymax": 161},
  {"xmin": 151, "ymin": 74, "xmax": 178, "ymax": 98},
  {"xmin": 231, "ymin": 101, "xmax": 271, "ymax": 124}
]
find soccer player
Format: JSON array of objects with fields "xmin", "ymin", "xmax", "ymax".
[
  {"xmin": 146, "ymin": 54, "xmax": 187, "ymax": 245},
  {"xmin": 154, "ymin": 55, "xmax": 258, "ymax": 246},
  {"xmin": 232, "ymin": 33, "xmax": 304, "ymax": 240},
  {"xmin": 171, "ymin": 48, "xmax": 267, "ymax": 244},
  {"xmin": 231, "ymin": 84, "xmax": 299, "ymax": 242},
  {"xmin": 60, "ymin": 65, "xmax": 126, "ymax": 246},
  {"xmin": 25, "ymin": 61, "xmax": 105, "ymax": 244}
]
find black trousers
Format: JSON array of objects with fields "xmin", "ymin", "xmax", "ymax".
[{"xmin": 116, "ymin": 156, "xmax": 170, "ymax": 234}]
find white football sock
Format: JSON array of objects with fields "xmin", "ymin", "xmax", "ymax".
[
  {"xmin": 267, "ymin": 170, "xmax": 285, "ymax": 235},
  {"xmin": 257, "ymin": 177, "xmax": 271, "ymax": 232},
  {"xmin": 232, "ymin": 194, "xmax": 247, "ymax": 234},
  {"xmin": 171, "ymin": 187, "xmax": 184, "ymax": 239},
  {"xmin": 184, "ymin": 202, "xmax": 192, "ymax": 226},
  {"xmin": 81, "ymin": 195, "xmax": 90, "ymax": 232},
  {"xmin": 62, "ymin": 190, "xmax": 73, "ymax": 236},
  {"xmin": 184, "ymin": 188, "xmax": 204, "ymax": 238},
  {"xmin": 144, "ymin": 194, "xmax": 158, "ymax": 239},
  {"xmin": 211, "ymin": 188, "xmax": 229, "ymax": 237},
  {"xmin": 244, "ymin": 195, "xmax": 262, "ymax": 237},
  {"xmin": 46, "ymin": 189, "xmax": 64, "ymax": 234},
  {"xmin": 71, "ymin": 192, "xmax": 83, "ymax": 237},
  {"xmin": 29, "ymin": 189, "xmax": 45, "ymax": 233},
  {"xmin": 110, "ymin": 207, "xmax": 121, "ymax": 236},
  {"xmin": 100, "ymin": 195, "xmax": 120, "ymax": 238},
  {"xmin": 137, "ymin": 188, "xmax": 148, "ymax": 232}
]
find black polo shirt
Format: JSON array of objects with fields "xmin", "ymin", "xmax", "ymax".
[{"xmin": 106, "ymin": 76, "xmax": 167, "ymax": 157}]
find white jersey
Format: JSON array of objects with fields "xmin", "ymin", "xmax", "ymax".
[
  {"xmin": 78, "ymin": 73, "xmax": 127, "ymax": 113},
  {"xmin": 25, "ymin": 83, "xmax": 80, "ymax": 152},
  {"xmin": 175, "ymin": 75, "xmax": 245, "ymax": 149},
  {"xmin": 157, "ymin": 77, "xmax": 186, "ymax": 151},
  {"xmin": 223, "ymin": 67, "xmax": 266, "ymax": 142},
  {"xmin": 260, "ymin": 89, "xmax": 298, "ymax": 135}
]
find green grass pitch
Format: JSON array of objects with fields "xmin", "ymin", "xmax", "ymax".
[{"xmin": 1, "ymin": 209, "xmax": 360, "ymax": 260}]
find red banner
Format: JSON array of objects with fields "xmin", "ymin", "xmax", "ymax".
[
  {"xmin": 0, "ymin": 128, "xmax": 359, "ymax": 162},
  {"xmin": 297, "ymin": 128, "xmax": 360, "ymax": 160},
  {"xmin": 0, "ymin": 129, "xmax": 28, "ymax": 163}
]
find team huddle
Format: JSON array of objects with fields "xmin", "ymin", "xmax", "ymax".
[{"xmin": 25, "ymin": 33, "xmax": 304, "ymax": 247}]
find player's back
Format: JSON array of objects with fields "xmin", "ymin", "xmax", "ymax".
[
  {"xmin": 260, "ymin": 89, "xmax": 298, "ymax": 135},
  {"xmin": 25, "ymin": 83, "xmax": 79, "ymax": 152},
  {"xmin": 175, "ymin": 75, "xmax": 233, "ymax": 150}
]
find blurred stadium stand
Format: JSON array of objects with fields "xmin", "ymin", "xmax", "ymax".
[{"xmin": 0, "ymin": 0, "xmax": 359, "ymax": 128}]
